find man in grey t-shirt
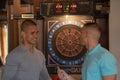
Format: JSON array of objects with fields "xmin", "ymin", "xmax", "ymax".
[{"xmin": 2, "ymin": 19, "xmax": 51, "ymax": 80}]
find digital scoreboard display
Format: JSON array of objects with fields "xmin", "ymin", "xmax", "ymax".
[
  {"xmin": 54, "ymin": 3, "xmax": 77, "ymax": 14},
  {"xmin": 40, "ymin": 1, "xmax": 92, "ymax": 16}
]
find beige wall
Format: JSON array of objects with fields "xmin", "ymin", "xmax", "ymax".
[{"xmin": 109, "ymin": 0, "xmax": 120, "ymax": 80}]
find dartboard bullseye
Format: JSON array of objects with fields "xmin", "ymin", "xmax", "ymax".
[{"xmin": 48, "ymin": 21, "xmax": 86, "ymax": 65}]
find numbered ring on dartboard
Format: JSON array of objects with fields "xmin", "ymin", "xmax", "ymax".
[{"xmin": 48, "ymin": 21, "xmax": 86, "ymax": 65}]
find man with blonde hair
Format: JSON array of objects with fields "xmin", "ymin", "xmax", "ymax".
[{"xmin": 57, "ymin": 23, "xmax": 117, "ymax": 80}]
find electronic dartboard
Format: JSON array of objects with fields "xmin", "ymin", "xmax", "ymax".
[{"xmin": 46, "ymin": 20, "xmax": 87, "ymax": 74}]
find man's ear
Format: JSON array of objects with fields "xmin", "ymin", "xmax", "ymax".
[{"xmin": 21, "ymin": 31, "xmax": 25, "ymax": 38}]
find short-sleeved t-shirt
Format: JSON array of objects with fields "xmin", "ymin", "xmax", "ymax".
[
  {"xmin": 2, "ymin": 44, "xmax": 52, "ymax": 80},
  {"xmin": 82, "ymin": 44, "xmax": 117, "ymax": 80}
]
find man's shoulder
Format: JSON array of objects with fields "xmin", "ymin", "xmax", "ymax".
[
  {"xmin": 6, "ymin": 45, "xmax": 27, "ymax": 63},
  {"xmin": 96, "ymin": 46, "xmax": 117, "ymax": 63},
  {"xmin": 98, "ymin": 46, "xmax": 115, "ymax": 57},
  {"xmin": 12, "ymin": 44, "xmax": 28, "ymax": 52},
  {"xmin": 92, "ymin": 46, "xmax": 111, "ymax": 61},
  {"xmin": 34, "ymin": 48, "xmax": 45, "ymax": 56},
  {"xmin": 8, "ymin": 45, "xmax": 27, "ymax": 58}
]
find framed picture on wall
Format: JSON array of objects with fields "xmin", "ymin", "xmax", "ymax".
[{"xmin": 21, "ymin": 0, "xmax": 33, "ymax": 5}]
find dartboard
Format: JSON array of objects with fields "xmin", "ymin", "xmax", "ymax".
[{"xmin": 48, "ymin": 21, "xmax": 86, "ymax": 65}]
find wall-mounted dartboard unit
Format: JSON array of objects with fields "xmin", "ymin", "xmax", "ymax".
[
  {"xmin": 44, "ymin": 15, "xmax": 94, "ymax": 74},
  {"xmin": 41, "ymin": 1, "xmax": 109, "ymax": 74}
]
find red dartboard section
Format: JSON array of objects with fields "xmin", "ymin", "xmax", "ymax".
[{"xmin": 45, "ymin": 15, "xmax": 93, "ymax": 74}]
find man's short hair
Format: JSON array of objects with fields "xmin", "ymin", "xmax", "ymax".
[
  {"xmin": 21, "ymin": 19, "xmax": 37, "ymax": 32},
  {"xmin": 84, "ymin": 23, "xmax": 101, "ymax": 40}
]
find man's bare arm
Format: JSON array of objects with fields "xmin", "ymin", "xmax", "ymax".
[{"xmin": 103, "ymin": 74, "xmax": 117, "ymax": 80}]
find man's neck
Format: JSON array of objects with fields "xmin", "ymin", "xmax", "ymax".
[
  {"xmin": 87, "ymin": 41, "xmax": 99, "ymax": 51},
  {"xmin": 23, "ymin": 43, "xmax": 34, "ymax": 53}
]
